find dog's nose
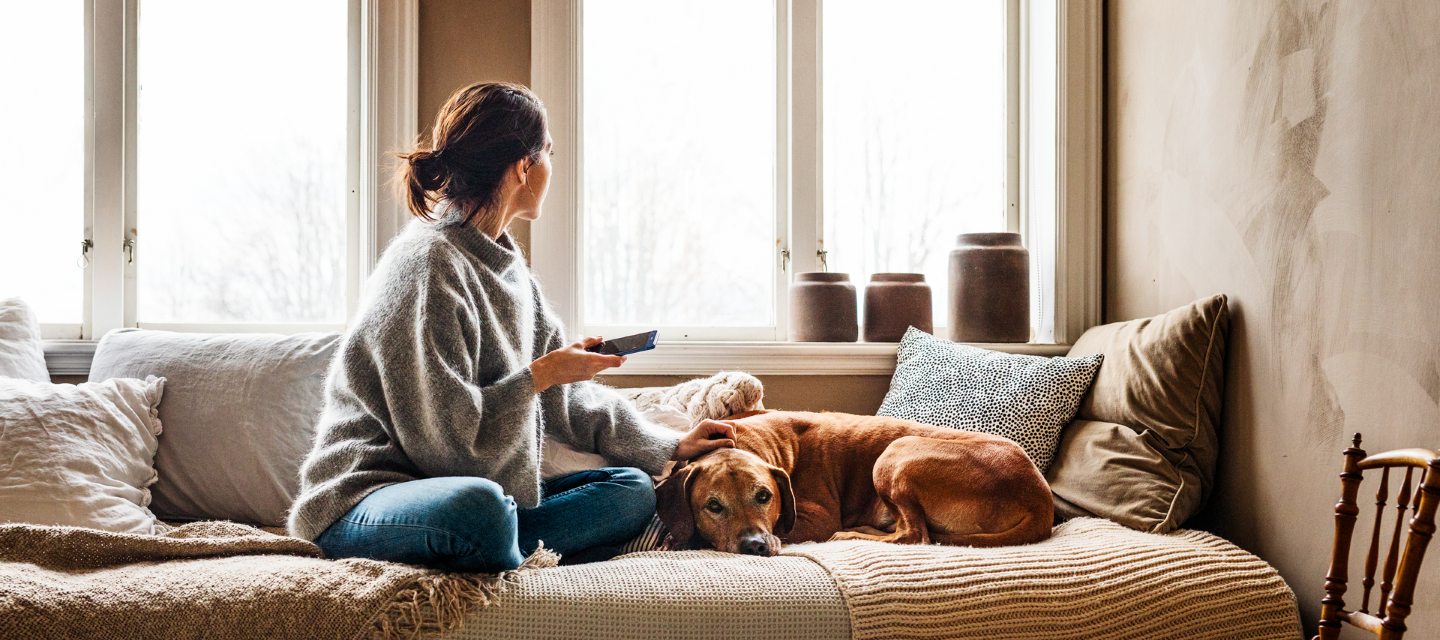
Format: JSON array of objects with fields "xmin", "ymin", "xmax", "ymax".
[{"xmin": 738, "ymin": 535, "xmax": 770, "ymax": 556}]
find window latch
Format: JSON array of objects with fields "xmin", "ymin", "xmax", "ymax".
[
  {"xmin": 124, "ymin": 238, "xmax": 136, "ymax": 264},
  {"xmin": 781, "ymin": 248, "xmax": 791, "ymax": 273},
  {"xmin": 77, "ymin": 239, "xmax": 93, "ymax": 269},
  {"xmin": 816, "ymin": 249, "xmax": 828, "ymax": 272}
]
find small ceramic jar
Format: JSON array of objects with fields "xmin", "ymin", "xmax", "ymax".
[
  {"xmin": 788, "ymin": 272, "xmax": 859, "ymax": 342},
  {"xmin": 948, "ymin": 232, "xmax": 1029, "ymax": 343},
  {"xmin": 862, "ymin": 273, "xmax": 933, "ymax": 342}
]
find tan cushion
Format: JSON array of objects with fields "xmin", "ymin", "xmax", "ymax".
[
  {"xmin": 1049, "ymin": 294, "xmax": 1228, "ymax": 532},
  {"xmin": 1047, "ymin": 420, "xmax": 1205, "ymax": 532}
]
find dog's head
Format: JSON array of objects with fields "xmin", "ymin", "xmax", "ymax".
[{"xmin": 656, "ymin": 448, "xmax": 795, "ymax": 556}]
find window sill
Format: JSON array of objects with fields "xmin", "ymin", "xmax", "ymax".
[
  {"xmin": 42, "ymin": 340, "xmax": 98, "ymax": 377},
  {"xmin": 44, "ymin": 339, "xmax": 1074, "ymax": 378},
  {"xmin": 606, "ymin": 341, "xmax": 1072, "ymax": 376}
]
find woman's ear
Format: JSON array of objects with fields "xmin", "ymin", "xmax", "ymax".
[
  {"xmin": 510, "ymin": 157, "xmax": 530, "ymax": 186},
  {"xmin": 656, "ymin": 465, "xmax": 700, "ymax": 549}
]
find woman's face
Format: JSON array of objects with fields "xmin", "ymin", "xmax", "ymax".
[{"xmin": 516, "ymin": 133, "xmax": 554, "ymax": 222}]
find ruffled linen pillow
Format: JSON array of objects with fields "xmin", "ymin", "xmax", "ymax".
[{"xmin": 0, "ymin": 376, "xmax": 168, "ymax": 534}]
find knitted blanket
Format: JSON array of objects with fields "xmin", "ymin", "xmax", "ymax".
[
  {"xmin": 782, "ymin": 518, "xmax": 1304, "ymax": 640},
  {"xmin": 0, "ymin": 521, "xmax": 556, "ymax": 640}
]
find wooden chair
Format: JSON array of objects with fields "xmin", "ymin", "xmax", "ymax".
[{"xmin": 1316, "ymin": 434, "xmax": 1440, "ymax": 640}]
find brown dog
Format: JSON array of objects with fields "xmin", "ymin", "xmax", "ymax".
[{"xmin": 656, "ymin": 410, "xmax": 1052, "ymax": 556}]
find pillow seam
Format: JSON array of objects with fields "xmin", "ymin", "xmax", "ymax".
[
  {"xmin": 1153, "ymin": 449, "xmax": 1192, "ymax": 533},
  {"xmin": 1178, "ymin": 306, "xmax": 1222, "ymax": 452}
]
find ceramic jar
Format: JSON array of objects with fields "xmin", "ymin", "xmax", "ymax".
[
  {"xmin": 862, "ymin": 273, "xmax": 933, "ymax": 342},
  {"xmin": 948, "ymin": 232, "xmax": 1029, "ymax": 343},
  {"xmin": 788, "ymin": 272, "xmax": 859, "ymax": 342}
]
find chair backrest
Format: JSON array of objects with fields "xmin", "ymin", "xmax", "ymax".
[{"xmin": 1316, "ymin": 434, "xmax": 1440, "ymax": 640}]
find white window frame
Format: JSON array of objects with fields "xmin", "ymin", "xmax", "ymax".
[
  {"xmin": 531, "ymin": 0, "xmax": 1100, "ymax": 374},
  {"xmin": 41, "ymin": 0, "xmax": 418, "ymax": 343}
]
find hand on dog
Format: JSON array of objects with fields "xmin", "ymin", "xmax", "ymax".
[
  {"xmin": 672, "ymin": 419, "xmax": 736, "ymax": 461},
  {"xmin": 531, "ymin": 337, "xmax": 625, "ymax": 394}
]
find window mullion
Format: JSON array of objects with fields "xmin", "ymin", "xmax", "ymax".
[
  {"xmin": 789, "ymin": 0, "xmax": 821, "ymax": 278},
  {"xmin": 85, "ymin": 0, "xmax": 132, "ymax": 340}
]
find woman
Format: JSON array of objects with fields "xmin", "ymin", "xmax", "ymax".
[{"xmin": 288, "ymin": 82, "xmax": 734, "ymax": 571}]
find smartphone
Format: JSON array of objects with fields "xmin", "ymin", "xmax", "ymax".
[{"xmin": 585, "ymin": 330, "xmax": 659, "ymax": 356}]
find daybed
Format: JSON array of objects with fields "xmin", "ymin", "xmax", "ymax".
[{"xmin": 0, "ymin": 295, "xmax": 1304, "ymax": 639}]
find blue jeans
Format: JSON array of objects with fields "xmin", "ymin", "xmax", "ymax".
[{"xmin": 315, "ymin": 468, "xmax": 655, "ymax": 572}]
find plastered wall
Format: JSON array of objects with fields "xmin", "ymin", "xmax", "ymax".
[{"xmin": 1108, "ymin": 1, "xmax": 1440, "ymax": 632}]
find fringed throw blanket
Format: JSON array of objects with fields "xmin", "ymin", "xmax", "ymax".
[
  {"xmin": 0, "ymin": 521, "xmax": 557, "ymax": 640},
  {"xmin": 781, "ymin": 518, "xmax": 1304, "ymax": 640}
]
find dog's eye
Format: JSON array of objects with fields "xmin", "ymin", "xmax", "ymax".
[
  {"xmin": 755, "ymin": 490, "xmax": 771, "ymax": 504},
  {"xmin": 705, "ymin": 498, "xmax": 724, "ymax": 513}
]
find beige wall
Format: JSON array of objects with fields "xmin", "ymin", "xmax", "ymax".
[
  {"xmin": 1107, "ymin": 1, "xmax": 1440, "ymax": 632},
  {"xmin": 418, "ymin": 0, "xmax": 533, "ymax": 251}
]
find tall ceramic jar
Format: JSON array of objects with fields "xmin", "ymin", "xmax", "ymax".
[
  {"xmin": 788, "ymin": 272, "xmax": 859, "ymax": 342},
  {"xmin": 862, "ymin": 273, "xmax": 933, "ymax": 342},
  {"xmin": 948, "ymin": 233, "xmax": 1029, "ymax": 343}
]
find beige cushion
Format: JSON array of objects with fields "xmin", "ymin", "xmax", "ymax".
[
  {"xmin": 1048, "ymin": 294, "xmax": 1228, "ymax": 532},
  {"xmin": 88, "ymin": 329, "xmax": 340, "ymax": 527}
]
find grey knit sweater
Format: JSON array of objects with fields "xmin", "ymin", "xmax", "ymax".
[{"xmin": 287, "ymin": 219, "xmax": 683, "ymax": 542}]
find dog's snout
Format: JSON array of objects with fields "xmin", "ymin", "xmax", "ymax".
[{"xmin": 737, "ymin": 535, "xmax": 770, "ymax": 556}]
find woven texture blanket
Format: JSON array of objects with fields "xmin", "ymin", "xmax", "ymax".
[
  {"xmin": 444, "ymin": 549, "xmax": 849, "ymax": 640},
  {"xmin": 783, "ymin": 518, "xmax": 1304, "ymax": 640},
  {"xmin": 0, "ymin": 521, "xmax": 556, "ymax": 640}
]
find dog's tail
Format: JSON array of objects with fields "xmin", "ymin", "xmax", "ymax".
[{"xmin": 931, "ymin": 511, "xmax": 1052, "ymax": 547}]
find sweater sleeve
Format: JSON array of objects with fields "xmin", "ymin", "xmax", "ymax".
[
  {"xmin": 364, "ymin": 261, "xmax": 540, "ymax": 484},
  {"xmin": 534, "ymin": 327, "xmax": 682, "ymax": 476}
]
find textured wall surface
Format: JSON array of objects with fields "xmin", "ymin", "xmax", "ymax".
[
  {"xmin": 418, "ymin": 0, "xmax": 532, "ymax": 251},
  {"xmin": 1108, "ymin": 1, "xmax": 1440, "ymax": 632}
]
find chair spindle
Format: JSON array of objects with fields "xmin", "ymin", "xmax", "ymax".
[
  {"xmin": 1379, "ymin": 467, "xmax": 1414, "ymax": 612},
  {"xmin": 1379, "ymin": 462, "xmax": 1440, "ymax": 639},
  {"xmin": 1318, "ymin": 434, "xmax": 1367, "ymax": 640},
  {"xmin": 1361, "ymin": 467, "xmax": 1391, "ymax": 614}
]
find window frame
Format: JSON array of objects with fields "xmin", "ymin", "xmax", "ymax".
[
  {"xmin": 39, "ymin": 0, "xmax": 418, "ymax": 341},
  {"xmin": 530, "ymin": 0, "xmax": 1101, "ymax": 374}
]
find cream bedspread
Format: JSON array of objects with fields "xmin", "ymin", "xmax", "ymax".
[
  {"xmin": 785, "ymin": 518, "xmax": 1302, "ymax": 640},
  {"xmin": 451, "ymin": 518, "xmax": 1302, "ymax": 640}
]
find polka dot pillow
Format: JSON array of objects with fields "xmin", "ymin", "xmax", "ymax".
[{"xmin": 877, "ymin": 327, "xmax": 1103, "ymax": 472}]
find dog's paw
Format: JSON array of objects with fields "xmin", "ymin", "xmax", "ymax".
[{"xmin": 828, "ymin": 531, "xmax": 873, "ymax": 542}]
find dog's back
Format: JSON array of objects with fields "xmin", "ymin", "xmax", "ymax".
[{"xmin": 724, "ymin": 410, "xmax": 1051, "ymax": 546}]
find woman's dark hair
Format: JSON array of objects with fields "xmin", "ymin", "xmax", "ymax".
[{"xmin": 397, "ymin": 82, "xmax": 548, "ymax": 226}]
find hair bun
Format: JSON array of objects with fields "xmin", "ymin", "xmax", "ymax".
[{"xmin": 410, "ymin": 150, "xmax": 447, "ymax": 190}]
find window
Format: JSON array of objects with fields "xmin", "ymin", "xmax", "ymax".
[
  {"xmin": 533, "ymin": 0, "xmax": 1100, "ymax": 357},
  {"xmin": 137, "ymin": 1, "xmax": 349, "ymax": 325},
  {"xmin": 2, "ymin": 1, "xmax": 418, "ymax": 342},
  {"xmin": 0, "ymin": 3, "xmax": 85, "ymax": 331},
  {"xmin": 582, "ymin": 1, "xmax": 777, "ymax": 333},
  {"xmin": 821, "ymin": 1, "xmax": 1007, "ymax": 324}
]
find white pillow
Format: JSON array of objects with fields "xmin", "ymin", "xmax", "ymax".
[
  {"xmin": 878, "ymin": 327, "xmax": 1103, "ymax": 472},
  {"xmin": 0, "ymin": 376, "xmax": 167, "ymax": 534},
  {"xmin": 0, "ymin": 297, "xmax": 50, "ymax": 382}
]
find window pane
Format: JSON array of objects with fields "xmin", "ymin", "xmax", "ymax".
[
  {"xmin": 0, "ymin": 2, "xmax": 84, "ymax": 324},
  {"xmin": 583, "ymin": 0, "xmax": 775, "ymax": 327},
  {"xmin": 822, "ymin": 0, "xmax": 1006, "ymax": 327},
  {"xmin": 137, "ymin": 0, "xmax": 348, "ymax": 323}
]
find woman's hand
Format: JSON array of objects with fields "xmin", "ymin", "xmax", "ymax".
[
  {"xmin": 531, "ymin": 337, "xmax": 626, "ymax": 394},
  {"xmin": 673, "ymin": 419, "xmax": 737, "ymax": 461}
]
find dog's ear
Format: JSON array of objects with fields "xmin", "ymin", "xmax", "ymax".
[
  {"xmin": 655, "ymin": 464, "xmax": 700, "ymax": 548},
  {"xmin": 769, "ymin": 467, "xmax": 796, "ymax": 538}
]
